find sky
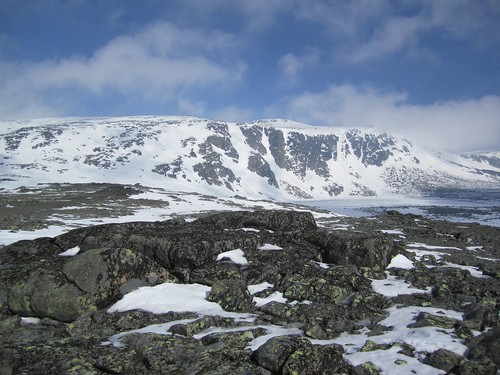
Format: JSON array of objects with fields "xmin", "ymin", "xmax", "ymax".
[{"xmin": 1, "ymin": 0, "xmax": 499, "ymax": 152}]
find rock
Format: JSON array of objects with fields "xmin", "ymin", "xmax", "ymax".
[
  {"xmin": 195, "ymin": 210, "xmax": 318, "ymax": 233},
  {"xmin": 208, "ymin": 279, "xmax": 254, "ymax": 312},
  {"xmin": 465, "ymin": 327, "xmax": 500, "ymax": 367},
  {"xmin": 316, "ymin": 232, "xmax": 401, "ymax": 271},
  {"xmin": 408, "ymin": 312, "xmax": 460, "ymax": 329},
  {"xmin": 360, "ymin": 340, "xmax": 382, "ymax": 352},
  {"xmin": 252, "ymin": 336, "xmax": 350, "ymax": 374},
  {"xmin": 8, "ymin": 270, "xmax": 89, "ymax": 322},
  {"xmin": 252, "ymin": 336, "xmax": 301, "ymax": 373},
  {"xmin": 282, "ymin": 341, "xmax": 349, "ymax": 375},
  {"xmin": 463, "ymin": 301, "xmax": 499, "ymax": 330},
  {"xmin": 5, "ymin": 246, "xmax": 173, "ymax": 322},
  {"xmin": 457, "ymin": 358, "xmax": 497, "ymax": 375},
  {"xmin": 169, "ymin": 316, "xmax": 215, "ymax": 337},
  {"xmin": 353, "ymin": 362, "xmax": 381, "ymax": 375},
  {"xmin": 0, "ymin": 209, "xmax": 498, "ymax": 374},
  {"xmin": 423, "ymin": 348, "xmax": 464, "ymax": 372}
]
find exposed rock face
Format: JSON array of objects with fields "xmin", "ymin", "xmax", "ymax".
[{"xmin": 0, "ymin": 210, "xmax": 499, "ymax": 374}]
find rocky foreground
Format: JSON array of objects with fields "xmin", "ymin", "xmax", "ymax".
[{"xmin": 0, "ymin": 210, "xmax": 499, "ymax": 374}]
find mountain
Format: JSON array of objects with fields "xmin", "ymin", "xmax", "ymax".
[
  {"xmin": 0, "ymin": 116, "xmax": 498, "ymax": 199},
  {"xmin": 460, "ymin": 150, "xmax": 500, "ymax": 173}
]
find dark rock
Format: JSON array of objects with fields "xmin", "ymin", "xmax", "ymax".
[
  {"xmin": 252, "ymin": 336, "xmax": 300, "ymax": 373},
  {"xmin": 465, "ymin": 327, "xmax": 500, "ymax": 367},
  {"xmin": 423, "ymin": 348, "xmax": 464, "ymax": 372},
  {"xmin": 208, "ymin": 279, "xmax": 254, "ymax": 312},
  {"xmin": 282, "ymin": 341, "xmax": 349, "ymax": 375},
  {"xmin": 0, "ymin": 208, "xmax": 498, "ymax": 374},
  {"xmin": 316, "ymin": 232, "xmax": 401, "ymax": 271},
  {"xmin": 408, "ymin": 312, "xmax": 460, "ymax": 329},
  {"xmin": 353, "ymin": 362, "xmax": 381, "ymax": 375},
  {"xmin": 457, "ymin": 358, "xmax": 497, "ymax": 375}
]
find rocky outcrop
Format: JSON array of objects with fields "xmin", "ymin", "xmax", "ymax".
[{"xmin": 0, "ymin": 210, "xmax": 499, "ymax": 374}]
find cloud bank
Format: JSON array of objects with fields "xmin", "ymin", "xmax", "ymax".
[
  {"xmin": 0, "ymin": 22, "xmax": 244, "ymax": 119},
  {"xmin": 284, "ymin": 84, "xmax": 500, "ymax": 153}
]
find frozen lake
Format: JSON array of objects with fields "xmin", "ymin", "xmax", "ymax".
[{"xmin": 300, "ymin": 188, "xmax": 500, "ymax": 227}]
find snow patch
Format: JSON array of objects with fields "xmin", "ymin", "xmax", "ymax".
[
  {"xmin": 387, "ymin": 254, "xmax": 414, "ymax": 270},
  {"xmin": 379, "ymin": 229, "xmax": 405, "ymax": 235},
  {"xmin": 371, "ymin": 274, "xmax": 431, "ymax": 297},
  {"xmin": 313, "ymin": 305, "xmax": 467, "ymax": 375},
  {"xmin": 248, "ymin": 282, "xmax": 274, "ymax": 295},
  {"xmin": 216, "ymin": 249, "xmax": 248, "ymax": 266},
  {"xmin": 407, "ymin": 242, "xmax": 462, "ymax": 250},
  {"xmin": 58, "ymin": 246, "xmax": 81, "ymax": 256},
  {"xmin": 21, "ymin": 317, "xmax": 41, "ymax": 325},
  {"xmin": 107, "ymin": 282, "xmax": 253, "ymax": 320},
  {"xmin": 253, "ymin": 291, "xmax": 288, "ymax": 307},
  {"xmin": 258, "ymin": 243, "xmax": 283, "ymax": 251}
]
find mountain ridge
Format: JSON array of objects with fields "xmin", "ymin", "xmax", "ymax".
[{"xmin": 0, "ymin": 116, "xmax": 498, "ymax": 199}]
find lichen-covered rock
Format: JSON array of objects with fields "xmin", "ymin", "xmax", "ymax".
[
  {"xmin": 465, "ymin": 327, "xmax": 500, "ymax": 368},
  {"xmin": 353, "ymin": 362, "xmax": 381, "ymax": 375},
  {"xmin": 423, "ymin": 348, "xmax": 464, "ymax": 372},
  {"xmin": 282, "ymin": 341, "xmax": 349, "ymax": 375},
  {"xmin": 251, "ymin": 336, "xmax": 302, "ymax": 373},
  {"xmin": 4, "ymin": 245, "xmax": 173, "ymax": 322},
  {"xmin": 0, "ymin": 209, "xmax": 498, "ymax": 374},
  {"xmin": 408, "ymin": 312, "xmax": 460, "ymax": 329},
  {"xmin": 315, "ymin": 231, "xmax": 401, "ymax": 271},
  {"xmin": 7, "ymin": 270, "xmax": 89, "ymax": 322},
  {"xmin": 208, "ymin": 279, "xmax": 254, "ymax": 312}
]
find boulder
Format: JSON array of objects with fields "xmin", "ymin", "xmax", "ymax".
[
  {"xmin": 317, "ymin": 232, "xmax": 401, "ymax": 270},
  {"xmin": 207, "ymin": 279, "xmax": 254, "ymax": 312},
  {"xmin": 423, "ymin": 348, "xmax": 464, "ymax": 372}
]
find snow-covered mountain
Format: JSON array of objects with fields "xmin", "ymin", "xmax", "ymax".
[
  {"xmin": 460, "ymin": 150, "xmax": 500, "ymax": 172},
  {"xmin": 0, "ymin": 116, "xmax": 498, "ymax": 199}
]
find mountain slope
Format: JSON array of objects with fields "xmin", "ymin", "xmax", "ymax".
[{"xmin": 0, "ymin": 116, "xmax": 498, "ymax": 199}]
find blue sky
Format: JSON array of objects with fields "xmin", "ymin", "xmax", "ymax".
[{"xmin": 1, "ymin": 0, "xmax": 499, "ymax": 152}]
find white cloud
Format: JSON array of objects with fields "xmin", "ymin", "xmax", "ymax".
[
  {"xmin": 210, "ymin": 105, "xmax": 255, "ymax": 123},
  {"xmin": 238, "ymin": 0, "xmax": 288, "ymax": 31},
  {"xmin": 293, "ymin": 0, "xmax": 500, "ymax": 62},
  {"xmin": 349, "ymin": 16, "xmax": 426, "ymax": 62},
  {"xmin": 278, "ymin": 49, "xmax": 320, "ymax": 85},
  {"xmin": 177, "ymin": 97, "xmax": 206, "ymax": 117},
  {"xmin": 284, "ymin": 84, "xmax": 500, "ymax": 153},
  {"xmin": 0, "ymin": 22, "xmax": 245, "ymax": 119}
]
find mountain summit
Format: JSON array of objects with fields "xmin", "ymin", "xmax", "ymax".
[{"xmin": 1, "ymin": 116, "xmax": 498, "ymax": 199}]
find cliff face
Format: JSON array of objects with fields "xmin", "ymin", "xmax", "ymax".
[{"xmin": 1, "ymin": 116, "xmax": 498, "ymax": 199}]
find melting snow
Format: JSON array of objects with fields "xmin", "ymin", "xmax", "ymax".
[
  {"xmin": 246, "ymin": 326, "xmax": 303, "ymax": 351},
  {"xmin": 58, "ymin": 246, "xmax": 81, "ymax": 256},
  {"xmin": 371, "ymin": 273, "xmax": 431, "ymax": 297},
  {"xmin": 313, "ymin": 305, "xmax": 467, "ymax": 375},
  {"xmin": 216, "ymin": 249, "xmax": 248, "ymax": 266},
  {"xmin": 104, "ymin": 319, "xmax": 196, "ymax": 348},
  {"xmin": 387, "ymin": 254, "xmax": 414, "ymax": 270},
  {"xmin": 466, "ymin": 246, "xmax": 483, "ymax": 251},
  {"xmin": 311, "ymin": 260, "xmax": 330, "ymax": 269},
  {"xmin": 253, "ymin": 291, "xmax": 288, "ymax": 307},
  {"xmin": 20, "ymin": 317, "xmax": 41, "ymax": 325},
  {"xmin": 406, "ymin": 249, "xmax": 447, "ymax": 261},
  {"xmin": 247, "ymin": 282, "xmax": 274, "ymax": 295},
  {"xmin": 258, "ymin": 243, "xmax": 283, "ymax": 251},
  {"xmin": 407, "ymin": 242, "xmax": 462, "ymax": 251},
  {"xmin": 107, "ymin": 282, "xmax": 253, "ymax": 320},
  {"xmin": 379, "ymin": 229, "xmax": 405, "ymax": 235}
]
